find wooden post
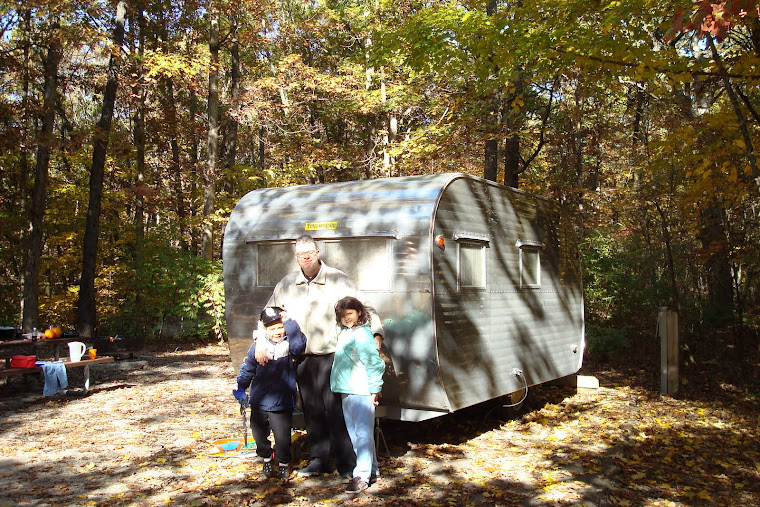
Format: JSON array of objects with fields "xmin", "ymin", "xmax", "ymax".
[{"xmin": 659, "ymin": 306, "xmax": 679, "ymax": 395}]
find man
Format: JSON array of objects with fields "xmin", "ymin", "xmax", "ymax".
[{"xmin": 255, "ymin": 235, "xmax": 384, "ymax": 481}]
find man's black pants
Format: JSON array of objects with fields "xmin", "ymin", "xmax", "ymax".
[{"xmin": 297, "ymin": 353, "xmax": 356, "ymax": 474}]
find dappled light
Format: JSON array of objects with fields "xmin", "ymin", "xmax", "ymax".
[{"xmin": 1, "ymin": 342, "xmax": 758, "ymax": 506}]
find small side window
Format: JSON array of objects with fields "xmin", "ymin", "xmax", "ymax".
[
  {"xmin": 517, "ymin": 240, "xmax": 542, "ymax": 289},
  {"xmin": 458, "ymin": 241, "xmax": 486, "ymax": 289}
]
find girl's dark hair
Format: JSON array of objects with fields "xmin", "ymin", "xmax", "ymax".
[{"xmin": 334, "ymin": 296, "xmax": 369, "ymax": 326}]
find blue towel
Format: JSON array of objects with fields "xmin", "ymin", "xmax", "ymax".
[{"xmin": 36, "ymin": 361, "xmax": 68, "ymax": 396}]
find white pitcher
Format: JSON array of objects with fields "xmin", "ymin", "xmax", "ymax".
[{"xmin": 68, "ymin": 341, "xmax": 87, "ymax": 362}]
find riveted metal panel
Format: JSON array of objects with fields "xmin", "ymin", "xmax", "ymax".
[
  {"xmin": 224, "ymin": 173, "xmax": 584, "ymax": 421},
  {"xmin": 432, "ymin": 176, "xmax": 584, "ymax": 413}
]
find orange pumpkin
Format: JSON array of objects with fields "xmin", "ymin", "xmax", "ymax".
[
  {"xmin": 51, "ymin": 327, "xmax": 62, "ymax": 339},
  {"xmin": 44, "ymin": 329, "xmax": 55, "ymax": 340}
]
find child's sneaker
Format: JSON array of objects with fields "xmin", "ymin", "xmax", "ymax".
[
  {"xmin": 346, "ymin": 477, "xmax": 369, "ymax": 494},
  {"xmin": 262, "ymin": 459, "xmax": 275, "ymax": 478},
  {"xmin": 277, "ymin": 464, "xmax": 290, "ymax": 480}
]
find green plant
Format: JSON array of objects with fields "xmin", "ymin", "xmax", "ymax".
[
  {"xmin": 99, "ymin": 239, "xmax": 226, "ymax": 341},
  {"xmin": 585, "ymin": 324, "xmax": 631, "ymax": 362}
]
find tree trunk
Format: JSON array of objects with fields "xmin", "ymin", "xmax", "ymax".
[
  {"xmin": 77, "ymin": 0, "xmax": 127, "ymax": 338},
  {"xmin": 190, "ymin": 90, "xmax": 200, "ymax": 254},
  {"xmin": 258, "ymin": 125, "xmax": 266, "ymax": 172},
  {"xmin": 484, "ymin": 139, "xmax": 498, "ymax": 181},
  {"xmin": 503, "ymin": 135, "xmax": 520, "ymax": 188},
  {"xmin": 158, "ymin": 19, "xmax": 188, "ymax": 250},
  {"xmin": 223, "ymin": 18, "xmax": 241, "ymax": 194},
  {"xmin": 699, "ymin": 202, "xmax": 733, "ymax": 325},
  {"xmin": 133, "ymin": 7, "xmax": 146, "ymax": 251},
  {"xmin": 483, "ymin": 0, "xmax": 500, "ymax": 182},
  {"xmin": 18, "ymin": 8, "xmax": 32, "ymax": 324},
  {"xmin": 631, "ymin": 85, "xmax": 647, "ymax": 191},
  {"xmin": 166, "ymin": 77, "xmax": 188, "ymax": 250},
  {"xmin": 201, "ymin": 11, "xmax": 220, "ymax": 261},
  {"xmin": 655, "ymin": 201, "xmax": 680, "ymax": 312},
  {"xmin": 22, "ymin": 25, "xmax": 62, "ymax": 332}
]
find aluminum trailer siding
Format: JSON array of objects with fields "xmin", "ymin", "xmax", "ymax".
[{"xmin": 223, "ymin": 173, "xmax": 584, "ymax": 421}]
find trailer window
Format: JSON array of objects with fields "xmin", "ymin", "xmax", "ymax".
[
  {"xmin": 322, "ymin": 238, "xmax": 390, "ymax": 291},
  {"xmin": 519, "ymin": 246, "xmax": 541, "ymax": 288},
  {"xmin": 257, "ymin": 243, "xmax": 299, "ymax": 287},
  {"xmin": 458, "ymin": 242, "xmax": 486, "ymax": 289}
]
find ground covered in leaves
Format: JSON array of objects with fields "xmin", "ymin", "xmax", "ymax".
[{"xmin": 0, "ymin": 341, "xmax": 758, "ymax": 506}]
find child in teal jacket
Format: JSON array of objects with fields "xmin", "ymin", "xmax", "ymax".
[{"xmin": 330, "ymin": 296, "xmax": 385, "ymax": 494}]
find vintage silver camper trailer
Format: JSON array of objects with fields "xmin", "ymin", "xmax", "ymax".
[{"xmin": 223, "ymin": 173, "xmax": 584, "ymax": 421}]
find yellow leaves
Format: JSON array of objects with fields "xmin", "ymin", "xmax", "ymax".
[
  {"xmin": 143, "ymin": 50, "xmax": 205, "ymax": 81},
  {"xmin": 655, "ymin": 418, "xmax": 671, "ymax": 429}
]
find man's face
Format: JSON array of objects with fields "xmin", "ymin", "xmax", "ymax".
[{"xmin": 295, "ymin": 243, "xmax": 320, "ymax": 275}]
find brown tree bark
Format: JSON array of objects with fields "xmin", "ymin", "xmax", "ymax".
[
  {"xmin": 503, "ymin": 135, "xmax": 520, "ymax": 188},
  {"xmin": 484, "ymin": 139, "xmax": 498, "ymax": 182},
  {"xmin": 483, "ymin": 0, "xmax": 500, "ymax": 182},
  {"xmin": 77, "ymin": 0, "xmax": 127, "ymax": 338},
  {"xmin": 18, "ymin": 8, "xmax": 32, "ymax": 324},
  {"xmin": 133, "ymin": 6, "xmax": 146, "ymax": 251},
  {"xmin": 201, "ymin": 10, "xmax": 220, "ymax": 261},
  {"xmin": 158, "ymin": 19, "xmax": 188, "ymax": 250},
  {"xmin": 223, "ymin": 15, "xmax": 241, "ymax": 194},
  {"xmin": 698, "ymin": 202, "xmax": 734, "ymax": 325},
  {"xmin": 22, "ymin": 23, "xmax": 62, "ymax": 332}
]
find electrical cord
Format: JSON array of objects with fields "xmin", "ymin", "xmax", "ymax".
[
  {"xmin": 501, "ymin": 368, "xmax": 529, "ymax": 408},
  {"xmin": 480, "ymin": 368, "xmax": 529, "ymax": 426}
]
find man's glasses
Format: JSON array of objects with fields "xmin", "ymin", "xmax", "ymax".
[{"xmin": 296, "ymin": 250, "xmax": 318, "ymax": 259}]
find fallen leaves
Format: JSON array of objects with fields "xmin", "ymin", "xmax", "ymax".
[{"xmin": 1, "ymin": 343, "xmax": 759, "ymax": 506}]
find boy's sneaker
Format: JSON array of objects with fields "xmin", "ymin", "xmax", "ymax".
[
  {"xmin": 346, "ymin": 477, "xmax": 369, "ymax": 494},
  {"xmin": 262, "ymin": 460, "xmax": 275, "ymax": 478},
  {"xmin": 369, "ymin": 472, "xmax": 380, "ymax": 485},
  {"xmin": 339, "ymin": 472, "xmax": 353, "ymax": 484},
  {"xmin": 277, "ymin": 464, "xmax": 290, "ymax": 480}
]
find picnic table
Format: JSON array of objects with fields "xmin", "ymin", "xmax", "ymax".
[
  {"xmin": 1, "ymin": 335, "xmax": 115, "ymax": 395},
  {"xmin": 0, "ymin": 336, "xmax": 83, "ymax": 363},
  {"xmin": 0, "ymin": 356, "xmax": 115, "ymax": 394}
]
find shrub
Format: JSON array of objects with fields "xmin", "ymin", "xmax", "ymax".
[
  {"xmin": 99, "ymin": 240, "xmax": 225, "ymax": 341},
  {"xmin": 585, "ymin": 324, "xmax": 631, "ymax": 362}
]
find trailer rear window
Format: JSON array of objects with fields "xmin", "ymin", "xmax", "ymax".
[
  {"xmin": 322, "ymin": 238, "xmax": 390, "ymax": 291},
  {"xmin": 257, "ymin": 243, "xmax": 298, "ymax": 287}
]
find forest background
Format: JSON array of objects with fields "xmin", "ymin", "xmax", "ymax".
[{"xmin": 0, "ymin": 0, "xmax": 758, "ymax": 385}]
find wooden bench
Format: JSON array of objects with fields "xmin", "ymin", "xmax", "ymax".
[{"xmin": 0, "ymin": 356, "xmax": 115, "ymax": 394}]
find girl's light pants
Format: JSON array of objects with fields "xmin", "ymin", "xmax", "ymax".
[{"xmin": 341, "ymin": 393, "xmax": 379, "ymax": 481}]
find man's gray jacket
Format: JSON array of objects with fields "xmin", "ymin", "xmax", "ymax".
[{"xmin": 265, "ymin": 262, "xmax": 384, "ymax": 355}]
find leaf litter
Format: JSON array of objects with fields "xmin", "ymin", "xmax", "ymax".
[{"xmin": 0, "ymin": 342, "xmax": 757, "ymax": 506}]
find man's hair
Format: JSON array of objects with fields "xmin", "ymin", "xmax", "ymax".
[
  {"xmin": 294, "ymin": 235, "xmax": 317, "ymax": 251},
  {"xmin": 334, "ymin": 296, "xmax": 369, "ymax": 326}
]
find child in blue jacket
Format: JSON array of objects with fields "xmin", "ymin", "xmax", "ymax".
[
  {"xmin": 330, "ymin": 296, "xmax": 385, "ymax": 494},
  {"xmin": 234, "ymin": 307, "xmax": 306, "ymax": 479}
]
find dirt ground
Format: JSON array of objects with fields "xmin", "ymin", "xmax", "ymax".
[{"xmin": 0, "ymin": 341, "xmax": 758, "ymax": 506}]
